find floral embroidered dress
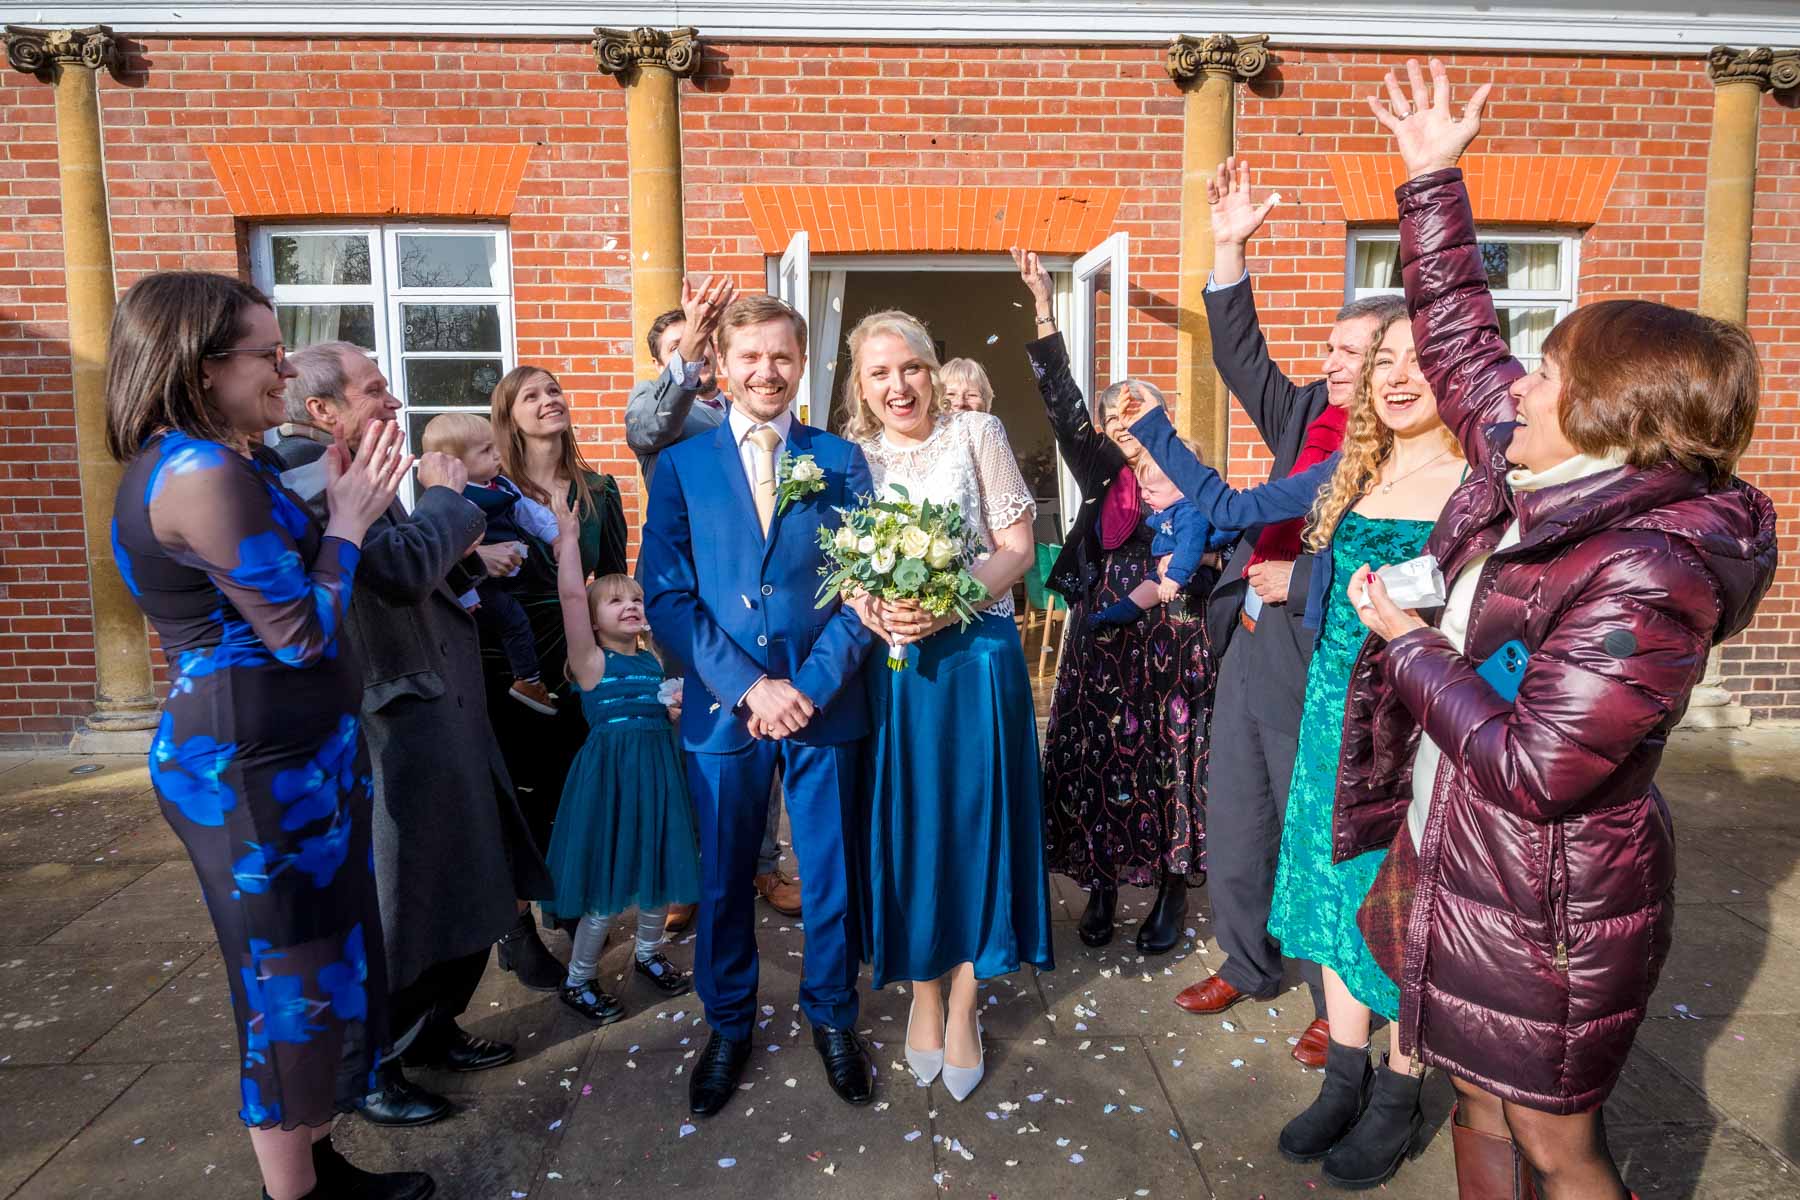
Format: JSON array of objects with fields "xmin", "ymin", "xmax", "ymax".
[
  {"xmin": 112, "ymin": 432, "xmax": 387, "ymax": 1129},
  {"xmin": 858, "ymin": 411, "xmax": 1055, "ymax": 986}
]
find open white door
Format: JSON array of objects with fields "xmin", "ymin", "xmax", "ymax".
[
  {"xmin": 775, "ymin": 230, "xmax": 811, "ymax": 422},
  {"xmin": 1059, "ymin": 231, "xmax": 1130, "ymax": 534},
  {"xmin": 809, "ymin": 269, "xmax": 847, "ymax": 429}
]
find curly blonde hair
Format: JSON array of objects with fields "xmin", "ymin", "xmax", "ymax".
[
  {"xmin": 1302, "ymin": 314, "xmax": 1462, "ymax": 552},
  {"xmin": 839, "ymin": 309, "xmax": 944, "ymax": 442}
]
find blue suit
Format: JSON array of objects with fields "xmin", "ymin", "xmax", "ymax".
[{"xmin": 641, "ymin": 417, "xmax": 876, "ymax": 1041}]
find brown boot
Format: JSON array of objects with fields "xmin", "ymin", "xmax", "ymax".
[
  {"xmin": 753, "ymin": 871, "xmax": 803, "ymax": 917},
  {"xmin": 1451, "ymin": 1105, "xmax": 1539, "ymax": 1199},
  {"xmin": 665, "ymin": 903, "xmax": 698, "ymax": 933}
]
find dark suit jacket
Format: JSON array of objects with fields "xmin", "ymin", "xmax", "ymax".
[
  {"xmin": 1202, "ymin": 274, "xmax": 1333, "ymax": 733},
  {"xmin": 625, "ymin": 365, "xmax": 729, "ymax": 495}
]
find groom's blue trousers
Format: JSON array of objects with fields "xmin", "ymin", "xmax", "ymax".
[{"xmin": 687, "ymin": 737, "xmax": 863, "ymax": 1041}]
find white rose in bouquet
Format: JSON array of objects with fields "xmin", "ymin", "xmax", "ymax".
[
  {"xmin": 857, "ymin": 534, "xmax": 877, "ymax": 554},
  {"xmin": 925, "ymin": 533, "xmax": 958, "ymax": 570},
  {"xmin": 898, "ymin": 524, "xmax": 931, "ymax": 559},
  {"xmin": 871, "ymin": 546, "xmax": 896, "ymax": 573},
  {"xmin": 834, "ymin": 525, "xmax": 859, "ymax": 551}
]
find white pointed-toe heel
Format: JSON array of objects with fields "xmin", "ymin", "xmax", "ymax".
[
  {"xmin": 903, "ymin": 996, "xmax": 944, "ymax": 1084},
  {"xmin": 941, "ymin": 1016, "xmax": 984, "ymax": 1102}
]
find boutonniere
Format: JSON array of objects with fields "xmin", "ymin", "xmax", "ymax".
[{"xmin": 775, "ymin": 452, "xmax": 826, "ymax": 514}]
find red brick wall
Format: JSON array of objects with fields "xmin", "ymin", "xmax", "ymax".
[{"xmin": 1, "ymin": 37, "xmax": 1796, "ymax": 743}]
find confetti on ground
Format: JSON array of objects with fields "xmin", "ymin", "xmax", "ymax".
[
  {"xmin": 679, "ymin": 1123, "xmax": 696, "ymax": 1138},
  {"xmin": 1069, "ymin": 1153, "xmax": 1085, "ymax": 1164},
  {"xmin": 1221, "ymin": 1020, "xmax": 1237, "ymax": 1032},
  {"xmin": 549, "ymin": 1119, "xmax": 563, "ymax": 1131},
  {"xmin": 906, "ymin": 1130, "xmax": 922, "ymax": 1141},
  {"xmin": 718, "ymin": 1158, "xmax": 736, "ymax": 1169},
  {"xmin": 1230, "ymin": 1058, "xmax": 1246, "ymax": 1069}
]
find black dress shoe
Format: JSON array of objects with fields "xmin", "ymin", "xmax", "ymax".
[
  {"xmin": 633, "ymin": 952, "xmax": 693, "ymax": 996},
  {"xmin": 497, "ymin": 909, "xmax": 566, "ymax": 992},
  {"xmin": 1135, "ymin": 871, "xmax": 1189, "ymax": 955},
  {"xmin": 689, "ymin": 1031, "xmax": 752, "ymax": 1117},
  {"xmin": 560, "ymin": 980, "xmax": 626, "ymax": 1024},
  {"xmin": 359, "ymin": 1064, "xmax": 453, "ymax": 1128},
  {"xmin": 312, "ymin": 1135, "xmax": 437, "ymax": 1199},
  {"xmin": 406, "ymin": 1025, "xmax": 515, "ymax": 1073},
  {"xmin": 812, "ymin": 1025, "xmax": 874, "ymax": 1106},
  {"xmin": 1078, "ymin": 884, "xmax": 1117, "ymax": 947}
]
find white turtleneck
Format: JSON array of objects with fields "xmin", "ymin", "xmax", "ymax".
[{"xmin": 1406, "ymin": 452, "xmax": 1628, "ymax": 847}]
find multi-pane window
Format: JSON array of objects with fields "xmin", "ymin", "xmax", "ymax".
[
  {"xmin": 249, "ymin": 224, "xmax": 514, "ymax": 455},
  {"xmin": 1347, "ymin": 231, "xmax": 1578, "ymax": 369}
]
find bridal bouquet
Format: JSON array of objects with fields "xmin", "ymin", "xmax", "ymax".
[{"xmin": 814, "ymin": 484, "xmax": 989, "ymax": 670}]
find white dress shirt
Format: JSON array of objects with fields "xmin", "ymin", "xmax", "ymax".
[
  {"xmin": 726, "ymin": 405, "xmax": 794, "ymax": 493},
  {"xmin": 665, "ymin": 347, "xmax": 726, "ymax": 412}
]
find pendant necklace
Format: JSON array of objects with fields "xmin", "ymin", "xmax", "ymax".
[{"xmin": 1378, "ymin": 448, "xmax": 1452, "ymax": 494}]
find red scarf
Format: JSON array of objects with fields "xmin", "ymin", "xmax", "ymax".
[
  {"xmin": 1098, "ymin": 465, "xmax": 1142, "ymax": 550},
  {"xmin": 1246, "ymin": 404, "xmax": 1348, "ymax": 568}
]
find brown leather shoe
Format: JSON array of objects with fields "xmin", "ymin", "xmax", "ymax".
[
  {"xmin": 1173, "ymin": 974, "xmax": 1251, "ymax": 1015},
  {"xmin": 753, "ymin": 871, "xmax": 802, "ymax": 917},
  {"xmin": 1292, "ymin": 1017, "xmax": 1331, "ymax": 1068},
  {"xmin": 664, "ymin": 903, "xmax": 697, "ymax": 934}
]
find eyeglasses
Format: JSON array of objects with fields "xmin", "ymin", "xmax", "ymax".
[{"xmin": 204, "ymin": 343, "xmax": 288, "ymax": 367}]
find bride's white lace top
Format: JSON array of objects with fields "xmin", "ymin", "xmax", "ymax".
[{"xmin": 860, "ymin": 410, "xmax": 1037, "ymax": 619}]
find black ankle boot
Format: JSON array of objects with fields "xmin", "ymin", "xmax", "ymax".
[
  {"xmin": 1279, "ymin": 1038, "xmax": 1373, "ymax": 1163},
  {"xmin": 312, "ymin": 1136, "xmax": 437, "ymax": 1199},
  {"xmin": 1135, "ymin": 871, "xmax": 1189, "ymax": 955},
  {"xmin": 497, "ymin": 909, "xmax": 565, "ymax": 992},
  {"xmin": 1322, "ymin": 1054, "xmax": 1428, "ymax": 1190},
  {"xmin": 1078, "ymin": 884, "xmax": 1117, "ymax": 947}
]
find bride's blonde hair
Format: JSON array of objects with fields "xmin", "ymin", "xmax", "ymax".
[{"xmin": 1303, "ymin": 313, "xmax": 1462, "ymax": 552}]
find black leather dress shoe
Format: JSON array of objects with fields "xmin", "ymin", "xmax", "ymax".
[
  {"xmin": 689, "ymin": 1031, "xmax": 752, "ymax": 1117},
  {"xmin": 406, "ymin": 1025, "xmax": 516, "ymax": 1073},
  {"xmin": 1135, "ymin": 872, "xmax": 1189, "ymax": 955},
  {"xmin": 312, "ymin": 1135, "xmax": 437, "ymax": 1199},
  {"xmin": 1078, "ymin": 884, "xmax": 1117, "ymax": 947},
  {"xmin": 812, "ymin": 1025, "xmax": 874, "ymax": 1106},
  {"xmin": 359, "ymin": 1064, "xmax": 453, "ymax": 1128}
]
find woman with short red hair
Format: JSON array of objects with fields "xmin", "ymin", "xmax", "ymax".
[{"xmin": 1346, "ymin": 62, "xmax": 1778, "ymax": 1198}]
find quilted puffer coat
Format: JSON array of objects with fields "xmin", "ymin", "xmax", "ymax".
[{"xmin": 1332, "ymin": 169, "xmax": 1778, "ymax": 1113}]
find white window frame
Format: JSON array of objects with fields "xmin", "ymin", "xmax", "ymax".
[
  {"xmin": 251, "ymin": 221, "xmax": 516, "ymax": 500},
  {"xmin": 1346, "ymin": 229, "xmax": 1579, "ymax": 369}
]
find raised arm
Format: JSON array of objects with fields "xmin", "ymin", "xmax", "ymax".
[
  {"xmin": 1372, "ymin": 59, "xmax": 1520, "ymax": 470},
  {"xmin": 1128, "ymin": 403, "xmax": 1331, "ymax": 532},
  {"xmin": 1012, "ymin": 247, "xmax": 1126, "ymax": 498},
  {"xmin": 626, "ymin": 275, "xmax": 734, "ymax": 456},
  {"xmin": 551, "ymin": 489, "xmax": 606, "ymax": 691}
]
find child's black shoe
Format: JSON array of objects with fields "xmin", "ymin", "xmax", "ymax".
[
  {"xmin": 634, "ymin": 952, "xmax": 693, "ymax": 996},
  {"xmin": 560, "ymin": 980, "xmax": 625, "ymax": 1024}
]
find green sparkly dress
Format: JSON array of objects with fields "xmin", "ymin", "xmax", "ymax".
[{"xmin": 1266, "ymin": 511, "xmax": 1434, "ymax": 1021}]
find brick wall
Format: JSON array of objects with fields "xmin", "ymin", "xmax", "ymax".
[{"xmin": 0, "ymin": 37, "xmax": 1795, "ymax": 743}]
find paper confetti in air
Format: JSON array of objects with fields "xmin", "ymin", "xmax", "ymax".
[{"xmin": 986, "ymin": 334, "xmax": 1000, "ymax": 344}]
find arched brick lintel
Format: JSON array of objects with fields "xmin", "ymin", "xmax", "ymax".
[
  {"xmin": 1327, "ymin": 154, "xmax": 1622, "ymax": 225},
  {"xmin": 740, "ymin": 185, "xmax": 1126, "ymax": 254}
]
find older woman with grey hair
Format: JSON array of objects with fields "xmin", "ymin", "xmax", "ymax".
[
  {"xmin": 940, "ymin": 357, "xmax": 995, "ymax": 413},
  {"xmin": 1015, "ymin": 249, "xmax": 1228, "ymax": 958}
]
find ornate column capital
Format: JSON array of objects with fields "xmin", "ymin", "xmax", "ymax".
[
  {"xmin": 4, "ymin": 24, "xmax": 120, "ymax": 78},
  {"xmin": 593, "ymin": 26, "xmax": 701, "ymax": 79},
  {"xmin": 1706, "ymin": 45, "xmax": 1800, "ymax": 93},
  {"xmin": 1165, "ymin": 33, "xmax": 1271, "ymax": 87}
]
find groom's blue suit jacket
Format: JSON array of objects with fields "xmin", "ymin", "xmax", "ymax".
[{"xmin": 641, "ymin": 417, "xmax": 875, "ymax": 754}]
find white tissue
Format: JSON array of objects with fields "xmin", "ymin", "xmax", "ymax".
[{"xmin": 1359, "ymin": 554, "xmax": 1447, "ymax": 609}]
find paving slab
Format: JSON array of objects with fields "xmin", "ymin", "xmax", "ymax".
[
  {"xmin": 77, "ymin": 947, "xmax": 239, "ymax": 1065},
  {"xmin": 1634, "ymin": 1014, "xmax": 1800, "ymax": 1161},
  {"xmin": 1611, "ymin": 1122, "xmax": 1799, "ymax": 1199},
  {"xmin": 1651, "ymin": 903, "xmax": 1800, "ymax": 1018},
  {"xmin": 1676, "ymin": 844, "xmax": 1781, "ymax": 905},
  {"xmin": 45, "ymin": 861, "xmax": 213, "ymax": 946},
  {"xmin": 540, "ymin": 1046, "xmax": 937, "ymax": 1198},
  {"xmin": 332, "ymin": 1089, "xmax": 566, "ymax": 1199},
  {"xmin": 0, "ymin": 943, "xmax": 202, "ymax": 1065},
  {"xmin": 0, "ymin": 788, "xmax": 163, "ymax": 866},
  {"xmin": 93, "ymin": 812, "xmax": 185, "ymax": 864},
  {"xmin": 0, "ymin": 1063, "xmax": 147, "ymax": 1196},
  {"xmin": 8, "ymin": 1062, "xmax": 259, "ymax": 1199}
]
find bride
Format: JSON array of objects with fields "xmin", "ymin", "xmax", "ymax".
[{"xmin": 844, "ymin": 309, "xmax": 1055, "ymax": 1102}]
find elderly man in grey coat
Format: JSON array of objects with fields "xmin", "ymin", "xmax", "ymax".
[{"xmin": 284, "ymin": 341, "xmax": 553, "ymax": 1128}]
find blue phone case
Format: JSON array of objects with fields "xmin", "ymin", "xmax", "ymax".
[{"xmin": 1476, "ymin": 639, "xmax": 1530, "ymax": 703}]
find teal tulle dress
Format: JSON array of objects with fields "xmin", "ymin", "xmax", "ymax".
[
  {"xmin": 1266, "ymin": 512, "xmax": 1433, "ymax": 1021},
  {"xmin": 543, "ymin": 649, "xmax": 701, "ymax": 919}
]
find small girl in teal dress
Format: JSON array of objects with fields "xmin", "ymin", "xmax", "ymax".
[{"xmin": 545, "ymin": 497, "xmax": 702, "ymax": 1023}]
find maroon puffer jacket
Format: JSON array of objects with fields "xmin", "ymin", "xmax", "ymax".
[{"xmin": 1331, "ymin": 169, "xmax": 1778, "ymax": 1114}]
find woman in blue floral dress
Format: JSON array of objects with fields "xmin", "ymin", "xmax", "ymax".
[{"xmin": 106, "ymin": 272, "xmax": 430, "ymax": 1200}]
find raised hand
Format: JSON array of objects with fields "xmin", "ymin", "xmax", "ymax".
[
  {"xmin": 1208, "ymin": 157, "xmax": 1281, "ymax": 249},
  {"xmin": 1010, "ymin": 247, "xmax": 1054, "ymax": 320},
  {"xmin": 1367, "ymin": 57, "xmax": 1491, "ymax": 180},
  {"xmin": 1114, "ymin": 381, "xmax": 1156, "ymax": 427},
  {"xmin": 323, "ymin": 419, "xmax": 413, "ymax": 543},
  {"xmin": 549, "ymin": 486, "xmax": 580, "ymax": 555},
  {"xmin": 678, "ymin": 274, "xmax": 737, "ymax": 356},
  {"xmin": 415, "ymin": 450, "xmax": 468, "ymax": 494}
]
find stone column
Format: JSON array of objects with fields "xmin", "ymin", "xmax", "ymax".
[
  {"xmin": 594, "ymin": 26, "xmax": 701, "ymax": 385},
  {"xmin": 6, "ymin": 25, "xmax": 158, "ymax": 751},
  {"xmin": 1166, "ymin": 34, "xmax": 1270, "ymax": 468},
  {"xmin": 1682, "ymin": 46, "xmax": 1798, "ymax": 730}
]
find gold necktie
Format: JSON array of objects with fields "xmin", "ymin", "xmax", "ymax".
[{"xmin": 748, "ymin": 425, "xmax": 781, "ymax": 534}]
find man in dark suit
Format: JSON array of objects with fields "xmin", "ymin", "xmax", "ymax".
[
  {"xmin": 1172, "ymin": 161, "xmax": 1404, "ymax": 1066},
  {"xmin": 283, "ymin": 343, "xmax": 553, "ymax": 1127}
]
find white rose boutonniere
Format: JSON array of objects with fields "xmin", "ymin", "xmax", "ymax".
[{"xmin": 775, "ymin": 452, "xmax": 826, "ymax": 515}]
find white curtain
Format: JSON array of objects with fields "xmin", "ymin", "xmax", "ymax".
[
  {"xmin": 1355, "ymin": 241, "xmax": 1402, "ymax": 290},
  {"xmin": 1503, "ymin": 242, "xmax": 1559, "ymax": 290}
]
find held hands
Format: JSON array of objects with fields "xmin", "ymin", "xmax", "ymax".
[
  {"xmin": 1246, "ymin": 559, "xmax": 1294, "ymax": 605},
  {"xmin": 1367, "ymin": 57, "xmax": 1491, "ymax": 180},
  {"xmin": 877, "ymin": 597, "xmax": 954, "ymax": 647},
  {"xmin": 1348, "ymin": 563, "xmax": 1427, "ymax": 641},
  {"xmin": 1156, "ymin": 576, "xmax": 1181, "ymax": 605},
  {"xmin": 416, "ymin": 450, "xmax": 468, "ymax": 494},
  {"xmin": 1009, "ymin": 247, "xmax": 1055, "ymax": 319},
  {"xmin": 323, "ymin": 420, "xmax": 413, "ymax": 540},
  {"xmin": 1208, "ymin": 157, "xmax": 1281, "ymax": 249},
  {"xmin": 743, "ymin": 677, "xmax": 814, "ymax": 739}
]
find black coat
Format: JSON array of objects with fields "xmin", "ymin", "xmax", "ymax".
[{"xmin": 1025, "ymin": 331, "xmax": 1130, "ymax": 605}]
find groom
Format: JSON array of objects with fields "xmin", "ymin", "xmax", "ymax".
[{"xmin": 641, "ymin": 294, "xmax": 878, "ymax": 1116}]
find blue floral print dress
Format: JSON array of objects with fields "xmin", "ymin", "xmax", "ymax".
[{"xmin": 112, "ymin": 432, "xmax": 387, "ymax": 1129}]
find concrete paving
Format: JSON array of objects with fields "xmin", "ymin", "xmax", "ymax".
[{"xmin": 1, "ymin": 728, "xmax": 1797, "ymax": 1199}]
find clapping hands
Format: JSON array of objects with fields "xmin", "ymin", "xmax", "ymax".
[{"xmin": 1367, "ymin": 57, "xmax": 1491, "ymax": 180}]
